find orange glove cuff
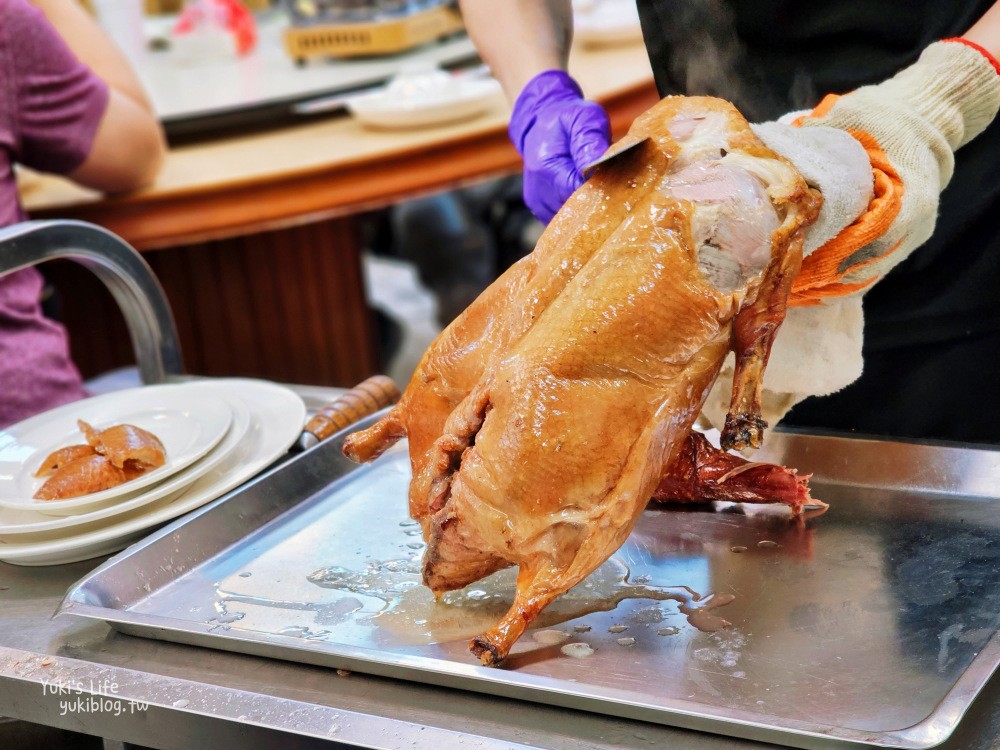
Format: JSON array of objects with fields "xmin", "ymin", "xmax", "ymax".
[
  {"xmin": 943, "ymin": 37, "xmax": 1000, "ymax": 76},
  {"xmin": 786, "ymin": 96, "xmax": 905, "ymax": 307},
  {"xmin": 787, "ymin": 35, "xmax": 1000, "ymax": 306}
]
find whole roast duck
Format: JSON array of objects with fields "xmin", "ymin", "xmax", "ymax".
[{"xmin": 344, "ymin": 96, "xmax": 822, "ymax": 665}]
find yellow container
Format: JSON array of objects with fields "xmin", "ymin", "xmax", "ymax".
[{"xmin": 283, "ymin": 4, "xmax": 464, "ymax": 63}]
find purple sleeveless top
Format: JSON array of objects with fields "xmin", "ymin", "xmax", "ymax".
[{"xmin": 0, "ymin": 0, "xmax": 109, "ymax": 427}]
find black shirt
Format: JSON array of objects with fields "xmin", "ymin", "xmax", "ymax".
[{"xmin": 637, "ymin": 1, "xmax": 1000, "ymax": 443}]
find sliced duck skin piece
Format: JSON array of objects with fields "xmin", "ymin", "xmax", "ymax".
[
  {"xmin": 33, "ymin": 454, "xmax": 127, "ymax": 500},
  {"xmin": 34, "ymin": 444, "xmax": 97, "ymax": 478},
  {"xmin": 78, "ymin": 420, "xmax": 166, "ymax": 470}
]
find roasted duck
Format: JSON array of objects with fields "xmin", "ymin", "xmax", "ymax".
[
  {"xmin": 345, "ymin": 96, "xmax": 822, "ymax": 664},
  {"xmin": 34, "ymin": 420, "xmax": 166, "ymax": 500}
]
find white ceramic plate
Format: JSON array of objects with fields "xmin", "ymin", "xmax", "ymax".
[
  {"xmin": 0, "ymin": 383, "xmax": 233, "ymax": 516},
  {"xmin": 347, "ymin": 76, "xmax": 502, "ymax": 130},
  {"xmin": 0, "ymin": 393, "xmax": 251, "ymax": 540},
  {"xmin": 0, "ymin": 378, "xmax": 306, "ymax": 566}
]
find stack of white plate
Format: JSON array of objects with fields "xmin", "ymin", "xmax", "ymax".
[{"xmin": 0, "ymin": 379, "xmax": 306, "ymax": 566}]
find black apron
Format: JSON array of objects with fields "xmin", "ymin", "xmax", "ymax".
[{"xmin": 637, "ymin": 0, "xmax": 1000, "ymax": 443}]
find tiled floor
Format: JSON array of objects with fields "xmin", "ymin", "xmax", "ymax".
[{"xmin": 362, "ymin": 252, "xmax": 442, "ymax": 387}]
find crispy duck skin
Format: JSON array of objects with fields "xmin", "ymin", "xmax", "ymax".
[
  {"xmin": 652, "ymin": 432, "xmax": 817, "ymax": 514},
  {"xmin": 34, "ymin": 444, "xmax": 98, "ymax": 478},
  {"xmin": 344, "ymin": 96, "xmax": 821, "ymax": 665},
  {"xmin": 33, "ymin": 421, "xmax": 166, "ymax": 500},
  {"xmin": 33, "ymin": 454, "xmax": 127, "ymax": 500},
  {"xmin": 78, "ymin": 419, "xmax": 166, "ymax": 470},
  {"xmin": 343, "ymin": 131, "xmax": 673, "ymax": 523}
]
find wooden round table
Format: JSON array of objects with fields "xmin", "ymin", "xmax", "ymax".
[{"xmin": 20, "ymin": 40, "xmax": 657, "ymax": 388}]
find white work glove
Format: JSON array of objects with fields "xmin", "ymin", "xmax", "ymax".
[{"xmin": 701, "ymin": 40, "xmax": 1000, "ymax": 435}]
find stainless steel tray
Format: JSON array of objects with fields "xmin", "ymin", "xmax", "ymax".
[{"xmin": 59, "ymin": 413, "xmax": 1000, "ymax": 750}]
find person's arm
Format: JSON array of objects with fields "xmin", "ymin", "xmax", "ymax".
[
  {"xmin": 700, "ymin": 23, "xmax": 1000, "ymax": 437},
  {"xmin": 29, "ymin": 0, "xmax": 166, "ymax": 192},
  {"xmin": 459, "ymin": 0, "xmax": 608, "ymax": 224},
  {"xmin": 964, "ymin": 1, "xmax": 1000, "ymax": 58},
  {"xmin": 459, "ymin": 0, "xmax": 572, "ymax": 103}
]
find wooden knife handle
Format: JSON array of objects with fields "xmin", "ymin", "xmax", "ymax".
[{"xmin": 303, "ymin": 375, "xmax": 400, "ymax": 444}]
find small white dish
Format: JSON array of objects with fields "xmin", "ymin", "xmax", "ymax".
[
  {"xmin": 0, "ymin": 378, "xmax": 306, "ymax": 566},
  {"xmin": 346, "ymin": 63, "xmax": 503, "ymax": 130},
  {"xmin": 575, "ymin": 0, "xmax": 644, "ymax": 47},
  {"xmin": 0, "ymin": 383, "xmax": 233, "ymax": 517},
  {"xmin": 0, "ymin": 392, "xmax": 251, "ymax": 540}
]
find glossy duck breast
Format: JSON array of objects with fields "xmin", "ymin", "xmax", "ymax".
[{"xmin": 344, "ymin": 96, "xmax": 821, "ymax": 665}]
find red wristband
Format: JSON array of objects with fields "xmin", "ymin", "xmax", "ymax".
[{"xmin": 943, "ymin": 37, "xmax": 1000, "ymax": 77}]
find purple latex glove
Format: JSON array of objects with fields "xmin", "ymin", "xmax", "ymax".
[{"xmin": 508, "ymin": 70, "xmax": 611, "ymax": 224}]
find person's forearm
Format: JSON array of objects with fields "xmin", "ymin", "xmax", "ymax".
[
  {"xmin": 964, "ymin": 0, "xmax": 1000, "ymax": 59},
  {"xmin": 459, "ymin": 0, "xmax": 573, "ymax": 102},
  {"xmin": 29, "ymin": 0, "xmax": 157, "ymax": 115}
]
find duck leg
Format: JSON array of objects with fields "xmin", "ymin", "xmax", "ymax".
[
  {"xmin": 721, "ymin": 227, "xmax": 806, "ymax": 450},
  {"xmin": 469, "ymin": 561, "xmax": 566, "ymax": 666}
]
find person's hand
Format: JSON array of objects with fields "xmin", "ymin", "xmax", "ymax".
[
  {"xmin": 700, "ymin": 39, "xmax": 1000, "ymax": 437},
  {"xmin": 508, "ymin": 70, "xmax": 611, "ymax": 223}
]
